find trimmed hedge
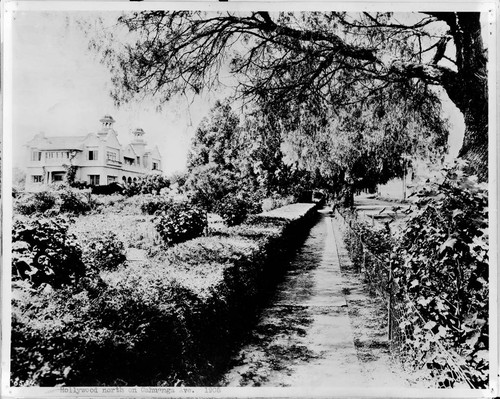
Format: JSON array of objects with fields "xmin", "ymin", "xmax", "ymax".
[{"xmin": 11, "ymin": 203, "xmax": 317, "ymax": 386}]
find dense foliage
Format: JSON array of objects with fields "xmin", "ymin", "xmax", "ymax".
[
  {"xmin": 11, "ymin": 200, "xmax": 315, "ymax": 386},
  {"xmin": 58, "ymin": 188, "xmax": 93, "ymax": 215},
  {"xmin": 339, "ymin": 163, "xmax": 488, "ymax": 388},
  {"xmin": 281, "ymin": 83, "xmax": 448, "ymax": 198},
  {"xmin": 184, "ymin": 101, "xmax": 327, "ymax": 216},
  {"xmin": 14, "ymin": 191, "xmax": 57, "ymax": 215},
  {"xmin": 91, "ymin": 182, "xmax": 124, "ymax": 195},
  {"xmin": 14, "ymin": 187, "xmax": 95, "ymax": 216},
  {"xmin": 392, "ymin": 165, "xmax": 488, "ymax": 388},
  {"xmin": 12, "ymin": 217, "xmax": 86, "ymax": 288},
  {"xmin": 11, "ymin": 274, "xmax": 202, "ymax": 386},
  {"xmin": 123, "ymin": 174, "xmax": 170, "ymax": 197},
  {"xmin": 90, "ymin": 11, "xmax": 487, "ymax": 179},
  {"xmin": 153, "ymin": 201, "xmax": 207, "ymax": 246},
  {"xmin": 81, "ymin": 232, "xmax": 127, "ymax": 272},
  {"xmin": 139, "ymin": 194, "xmax": 173, "ymax": 215},
  {"xmin": 214, "ymin": 193, "xmax": 261, "ymax": 226}
]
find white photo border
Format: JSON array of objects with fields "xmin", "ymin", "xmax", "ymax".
[{"xmin": 1, "ymin": 1, "xmax": 498, "ymax": 398}]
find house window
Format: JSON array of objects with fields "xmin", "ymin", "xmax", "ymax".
[
  {"xmin": 136, "ymin": 157, "xmax": 140, "ymax": 165},
  {"xmin": 32, "ymin": 175, "xmax": 43, "ymax": 183},
  {"xmin": 107, "ymin": 151, "xmax": 117, "ymax": 161},
  {"xmin": 31, "ymin": 151, "xmax": 42, "ymax": 161},
  {"xmin": 52, "ymin": 173, "xmax": 64, "ymax": 182},
  {"xmin": 89, "ymin": 175, "xmax": 100, "ymax": 185},
  {"xmin": 45, "ymin": 151, "xmax": 62, "ymax": 159},
  {"xmin": 152, "ymin": 162, "xmax": 159, "ymax": 170},
  {"xmin": 107, "ymin": 176, "xmax": 117, "ymax": 184},
  {"xmin": 88, "ymin": 150, "xmax": 98, "ymax": 160}
]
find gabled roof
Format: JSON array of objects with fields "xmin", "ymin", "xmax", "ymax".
[
  {"xmin": 146, "ymin": 145, "xmax": 162, "ymax": 159},
  {"xmin": 123, "ymin": 144, "xmax": 138, "ymax": 157},
  {"xmin": 27, "ymin": 135, "xmax": 87, "ymax": 151}
]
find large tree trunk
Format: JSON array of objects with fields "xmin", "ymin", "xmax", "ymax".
[{"xmin": 441, "ymin": 13, "xmax": 488, "ymax": 181}]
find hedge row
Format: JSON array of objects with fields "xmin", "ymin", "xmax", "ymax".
[{"xmin": 11, "ymin": 203, "xmax": 317, "ymax": 386}]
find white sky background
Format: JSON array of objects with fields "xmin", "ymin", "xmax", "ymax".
[
  {"xmin": 11, "ymin": 10, "xmax": 469, "ymax": 175},
  {"xmin": 12, "ymin": 11, "xmax": 218, "ymax": 174}
]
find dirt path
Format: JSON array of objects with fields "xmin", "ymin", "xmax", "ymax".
[{"xmin": 220, "ymin": 210, "xmax": 419, "ymax": 387}]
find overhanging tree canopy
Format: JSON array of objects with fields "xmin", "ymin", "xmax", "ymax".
[{"xmin": 92, "ymin": 10, "xmax": 488, "ymax": 180}]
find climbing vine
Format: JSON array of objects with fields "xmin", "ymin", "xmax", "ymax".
[{"xmin": 393, "ymin": 163, "xmax": 488, "ymax": 388}]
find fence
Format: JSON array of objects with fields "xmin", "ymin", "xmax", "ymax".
[{"xmin": 335, "ymin": 209, "xmax": 477, "ymax": 389}]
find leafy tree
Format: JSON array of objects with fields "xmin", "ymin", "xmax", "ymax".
[
  {"xmin": 184, "ymin": 101, "xmax": 243, "ymax": 211},
  {"xmin": 185, "ymin": 99, "xmax": 329, "ymax": 210},
  {"xmin": 282, "ymin": 81, "xmax": 449, "ymax": 204},
  {"xmin": 240, "ymin": 106, "xmax": 302, "ymax": 196},
  {"xmin": 91, "ymin": 11, "xmax": 488, "ymax": 180},
  {"xmin": 187, "ymin": 100, "xmax": 241, "ymax": 171}
]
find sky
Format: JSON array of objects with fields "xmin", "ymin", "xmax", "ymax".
[
  {"xmin": 11, "ymin": 11, "xmax": 219, "ymax": 174},
  {"xmin": 10, "ymin": 10, "xmax": 469, "ymax": 175}
]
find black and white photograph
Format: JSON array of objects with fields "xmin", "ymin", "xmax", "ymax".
[{"xmin": 1, "ymin": 1, "xmax": 498, "ymax": 397}]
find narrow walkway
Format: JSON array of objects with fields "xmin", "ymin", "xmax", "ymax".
[{"xmin": 221, "ymin": 211, "xmax": 364, "ymax": 387}]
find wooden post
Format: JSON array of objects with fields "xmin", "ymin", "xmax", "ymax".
[{"xmin": 388, "ymin": 256, "xmax": 393, "ymax": 341}]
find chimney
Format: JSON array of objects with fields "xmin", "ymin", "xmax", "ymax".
[
  {"xmin": 132, "ymin": 127, "xmax": 146, "ymax": 143},
  {"xmin": 98, "ymin": 115, "xmax": 116, "ymax": 137}
]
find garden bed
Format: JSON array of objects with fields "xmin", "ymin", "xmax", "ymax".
[{"xmin": 11, "ymin": 203, "xmax": 318, "ymax": 386}]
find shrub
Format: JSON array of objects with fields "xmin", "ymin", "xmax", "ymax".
[
  {"xmin": 59, "ymin": 188, "xmax": 92, "ymax": 215},
  {"xmin": 122, "ymin": 182, "xmax": 141, "ymax": 197},
  {"xmin": 11, "ymin": 268, "xmax": 208, "ymax": 386},
  {"xmin": 12, "ymin": 217, "xmax": 86, "ymax": 288},
  {"xmin": 140, "ymin": 194, "xmax": 173, "ymax": 215},
  {"xmin": 81, "ymin": 232, "xmax": 126, "ymax": 271},
  {"xmin": 341, "ymin": 209, "xmax": 394, "ymax": 257},
  {"xmin": 11, "ymin": 202, "xmax": 315, "ymax": 387},
  {"xmin": 214, "ymin": 195, "xmax": 252, "ymax": 226},
  {"xmin": 95, "ymin": 194, "xmax": 125, "ymax": 209},
  {"xmin": 184, "ymin": 164, "xmax": 239, "ymax": 212},
  {"xmin": 70, "ymin": 180, "xmax": 91, "ymax": 190},
  {"xmin": 12, "ymin": 187, "xmax": 23, "ymax": 199},
  {"xmin": 393, "ymin": 165, "xmax": 488, "ymax": 388},
  {"xmin": 123, "ymin": 174, "xmax": 170, "ymax": 197},
  {"xmin": 14, "ymin": 191, "xmax": 57, "ymax": 215},
  {"xmin": 91, "ymin": 182, "xmax": 124, "ymax": 195},
  {"xmin": 141, "ymin": 174, "xmax": 170, "ymax": 195},
  {"xmin": 154, "ymin": 201, "xmax": 207, "ymax": 246}
]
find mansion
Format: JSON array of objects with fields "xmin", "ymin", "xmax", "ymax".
[{"xmin": 25, "ymin": 115, "xmax": 163, "ymax": 189}]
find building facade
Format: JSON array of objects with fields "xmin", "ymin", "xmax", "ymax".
[{"xmin": 25, "ymin": 115, "xmax": 163, "ymax": 189}]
